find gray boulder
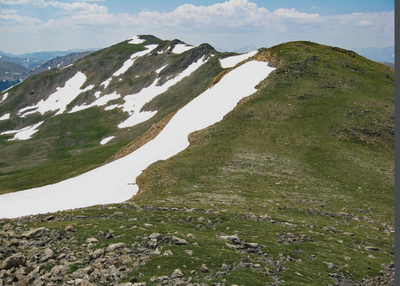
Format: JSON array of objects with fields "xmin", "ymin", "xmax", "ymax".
[
  {"xmin": 106, "ymin": 243, "xmax": 126, "ymax": 252},
  {"xmin": 2, "ymin": 253, "xmax": 26, "ymax": 269},
  {"xmin": 21, "ymin": 227, "xmax": 48, "ymax": 239}
]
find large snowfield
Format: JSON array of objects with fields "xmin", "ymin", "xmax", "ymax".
[{"xmin": 0, "ymin": 56, "xmax": 275, "ymax": 219}]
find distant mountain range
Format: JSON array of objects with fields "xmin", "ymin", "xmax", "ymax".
[
  {"xmin": 0, "ymin": 48, "xmax": 99, "ymax": 62},
  {"xmin": 215, "ymin": 45, "xmax": 258, "ymax": 54},
  {"xmin": 352, "ymin": 46, "xmax": 394, "ymax": 63},
  {"xmin": 0, "ymin": 54, "xmax": 43, "ymax": 69},
  {"xmin": 0, "ymin": 49, "xmax": 97, "ymax": 91}
]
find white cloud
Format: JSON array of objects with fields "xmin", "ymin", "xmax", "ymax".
[
  {"xmin": 272, "ymin": 8, "xmax": 320, "ymax": 22},
  {"xmin": 0, "ymin": 0, "xmax": 48, "ymax": 7},
  {"xmin": 49, "ymin": 1, "xmax": 108, "ymax": 14},
  {"xmin": 119, "ymin": 1, "xmax": 322, "ymax": 33},
  {"xmin": 0, "ymin": 0, "xmax": 394, "ymax": 53},
  {"xmin": 358, "ymin": 20, "xmax": 373, "ymax": 26},
  {"xmin": 117, "ymin": 1, "xmax": 392, "ymax": 49},
  {"xmin": 0, "ymin": 8, "xmax": 17, "ymax": 13},
  {"xmin": 0, "ymin": 0, "xmax": 108, "ymax": 13},
  {"xmin": 0, "ymin": 0, "xmax": 111, "ymax": 29},
  {"xmin": 0, "ymin": 12, "xmax": 41, "ymax": 25}
]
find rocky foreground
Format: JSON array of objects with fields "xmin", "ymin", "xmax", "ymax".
[
  {"xmin": 0, "ymin": 204, "xmax": 395, "ymax": 285},
  {"xmin": 0, "ymin": 217, "xmax": 284, "ymax": 285}
]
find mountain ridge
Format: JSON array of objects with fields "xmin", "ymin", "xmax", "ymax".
[
  {"xmin": 0, "ymin": 35, "xmax": 394, "ymax": 285},
  {"xmin": 0, "ymin": 45, "xmax": 393, "ymax": 92},
  {"xmin": 0, "ymin": 35, "xmax": 225, "ymax": 180},
  {"xmin": 0, "ymin": 51, "xmax": 96, "ymax": 92},
  {"xmin": 0, "ymin": 48, "xmax": 99, "ymax": 62}
]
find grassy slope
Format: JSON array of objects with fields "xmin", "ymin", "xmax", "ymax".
[
  {"xmin": 0, "ymin": 41, "xmax": 394, "ymax": 285},
  {"xmin": 0, "ymin": 41, "xmax": 223, "ymax": 193},
  {"xmin": 132, "ymin": 41, "xmax": 394, "ymax": 283}
]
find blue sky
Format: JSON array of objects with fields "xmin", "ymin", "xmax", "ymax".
[
  {"xmin": 0, "ymin": 0, "xmax": 394, "ymax": 54},
  {"xmin": 108, "ymin": 0, "xmax": 394, "ymax": 16}
]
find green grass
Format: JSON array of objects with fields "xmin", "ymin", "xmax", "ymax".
[
  {"xmin": 0, "ymin": 37, "xmax": 223, "ymax": 193},
  {"xmin": 135, "ymin": 41, "xmax": 394, "ymax": 214},
  {"xmin": 0, "ymin": 142, "xmax": 125, "ymax": 193},
  {"xmin": 131, "ymin": 41, "xmax": 394, "ymax": 283},
  {"xmin": 0, "ymin": 41, "xmax": 394, "ymax": 285},
  {"xmin": 0, "ymin": 106, "xmax": 129, "ymax": 189},
  {"xmin": 4, "ymin": 202, "xmax": 393, "ymax": 285}
]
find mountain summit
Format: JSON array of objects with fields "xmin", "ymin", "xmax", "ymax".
[
  {"xmin": 0, "ymin": 36, "xmax": 394, "ymax": 285},
  {"xmin": 0, "ymin": 35, "xmax": 232, "ymax": 181},
  {"xmin": 0, "ymin": 35, "xmax": 274, "ymax": 218}
]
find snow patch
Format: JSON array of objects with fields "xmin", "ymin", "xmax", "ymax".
[
  {"xmin": 113, "ymin": 45, "xmax": 158, "ymax": 77},
  {"xmin": 100, "ymin": 44, "xmax": 158, "ymax": 90},
  {"xmin": 18, "ymin": 72, "xmax": 93, "ymax": 117},
  {"xmin": 118, "ymin": 110, "xmax": 157, "ymax": 128},
  {"xmin": 94, "ymin": 91, "xmax": 102, "ymax": 99},
  {"xmin": 100, "ymin": 136, "xmax": 115, "ymax": 145},
  {"xmin": 129, "ymin": 36, "xmax": 145, "ymax": 44},
  {"xmin": 172, "ymin": 44, "xmax": 196, "ymax": 54},
  {"xmin": 1, "ymin": 121, "xmax": 44, "ymax": 141},
  {"xmin": 0, "ymin": 92, "xmax": 8, "ymax": 103},
  {"xmin": 220, "ymin": 50, "xmax": 258, "ymax": 68},
  {"xmin": 101, "ymin": 78, "xmax": 112, "ymax": 89},
  {"xmin": 0, "ymin": 113, "xmax": 10, "ymax": 121},
  {"xmin": 0, "ymin": 60, "xmax": 275, "ymax": 218},
  {"xmin": 156, "ymin": 64, "xmax": 168, "ymax": 74},
  {"xmin": 117, "ymin": 56, "xmax": 208, "ymax": 129},
  {"xmin": 104, "ymin": 104, "xmax": 119, "ymax": 111},
  {"xmin": 61, "ymin": 64, "xmax": 73, "ymax": 69},
  {"xmin": 69, "ymin": 91, "xmax": 121, "ymax": 113}
]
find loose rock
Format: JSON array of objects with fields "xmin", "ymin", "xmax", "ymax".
[
  {"xmin": 21, "ymin": 227, "xmax": 47, "ymax": 239},
  {"xmin": 2, "ymin": 253, "xmax": 26, "ymax": 269},
  {"xmin": 106, "ymin": 243, "xmax": 126, "ymax": 252},
  {"xmin": 200, "ymin": 264, "xmax": 210, "ymax": 273},
  {"xmin": 171, "ymin": 268, "xmax": 184, "ymax": 278},
  {"xmin": 86, "ymin": 238, "xmax": 99, "ymax": 244}
]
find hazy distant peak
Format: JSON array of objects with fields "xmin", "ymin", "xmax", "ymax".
[{"xmin": 352, "ymin": 46, "xmax": 394, "ymax": 63}]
